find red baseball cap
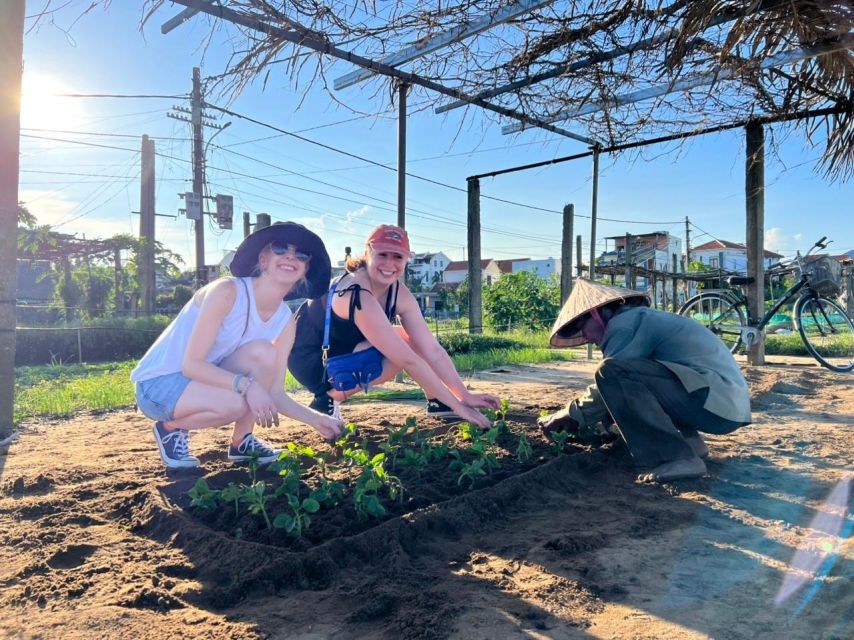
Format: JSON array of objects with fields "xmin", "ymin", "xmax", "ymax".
[{"xmin": 366, "ymin": 224, "xmax": 413, "ymax": 258}]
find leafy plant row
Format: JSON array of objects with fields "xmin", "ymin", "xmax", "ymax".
[{"xmin": 188, "ymin": 401, "xmax": 577, "ymax": 538}]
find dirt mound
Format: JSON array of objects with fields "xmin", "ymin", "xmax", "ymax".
[{"xmin": 1, "ymin": 360, "xmax": 852, "ymax": 639}]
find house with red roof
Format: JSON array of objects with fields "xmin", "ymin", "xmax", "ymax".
[{"xmin": 691, "ymin": 239, "xmax": 783, "ymax": 273}]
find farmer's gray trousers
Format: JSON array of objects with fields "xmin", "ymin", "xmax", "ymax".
[{"xmin": 594, "ymin": 358, "xmax": 745, "ymax": 467}]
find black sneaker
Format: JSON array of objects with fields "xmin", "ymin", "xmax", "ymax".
[
  {"xmin": 310, "ymin": 393, "xmax": 342, "ymax": 419},
  {"xmin": 426, "ymin": 398, "xmax": 458, "ymax": 419},
  {"xmin": 152, "ymin": 422, "xmax": 199, "ymax": 469},
  {"xmin": 227, "ymin": 433, "xmax": 281, "ymax": 464}
]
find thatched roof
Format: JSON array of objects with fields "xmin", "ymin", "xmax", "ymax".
[{"xmin": 147, "ymin": 0, "xmax": 854, "ymax": 178}]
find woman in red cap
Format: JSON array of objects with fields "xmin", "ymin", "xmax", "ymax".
[
  {"xmin": 289, "ymin": 224, "xmax": 499, "ymax": 428},
  {"xmin": 132, "ymin": 222, "xmax": 344, "ymax": 469}
]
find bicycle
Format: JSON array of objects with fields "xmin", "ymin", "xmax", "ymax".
[{"xmin": 678, "ymin": 236, "xmax": 854, "ymax": 372}]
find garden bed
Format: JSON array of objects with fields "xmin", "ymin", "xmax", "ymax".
[{"xmin": 164, "ymin": 407, "xmax": 602, "ymax": 552}]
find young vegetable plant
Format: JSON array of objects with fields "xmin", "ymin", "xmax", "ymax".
[
  {"xmin": 220, "ymin": 482, "xmax": 242, "ymax": 519},
  {"xmin": 311, "ymin": 451, "xmax": 346, "ymax": 508},
  {"xmin": 188, "ymin": 478, "xmax": 220, "ymax": 509},
  {"xmin": 456, "ymin": 457, "xmax": 487, "ymax": 488},
  {"xmin": 273, "ymin": 494, "xmax": 321, "ymax": 537},
  {"xmin": 515, "ymin": 434, "xmax": 533, "ymax": 462},
  {"xmin": 240, "ymin": 481, "xmax": 273, "ymax": 529},
  {"xmin": 550, "ymin": 430, "xmax": 572, "ymax": 455},
  {"xmin": 351, "ymin": 452, "xmax": 403, "ymax": 521}
]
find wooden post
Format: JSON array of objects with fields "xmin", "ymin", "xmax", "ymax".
[
  {"xmin": 467, "ymin": 177, "xmax": 482, "ymax": 335},
  {"xmin": 845, "ymin": 266, "xmax": 854, "ymax": 319},
  {"xmin": 397, "ymin": 82, "xmax": 407, "ymax": 229},
  {"xmin": 672, "ymin": 254, "xmax": 679, "ymax": 313},
  {"xmin": 139, "ymin": 135, "xmax": 156, "ymax": 314},
  {"xmin": 561, "ymin": 204, "xmax": 574, "ymax": 303},
  {"xmin": 745, "ymin": 122, "xmax": 766, "ymax": 365},
  {"xmin": 624, "ymin": 233, "xmax": 632, "ymax": 288},
  {"xmin": 576, "ymin": 235, "xmax": 582, "ymax": 278},
  {"xmin": 243, "ymin": 211, "xmax": 251, "ymax": 238},
  {"xmin": 588, "ymin": 149, "xmax": 600, "ymax": 360},
  {"xmin": 256, "ymin": 213, "xmax": 271, "ymax": 229},
  {"xmin": 0, "ymin": 0, "xmax": 25, "ymax": 441}
]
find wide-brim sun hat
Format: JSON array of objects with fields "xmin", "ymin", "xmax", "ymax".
[
  {"xmin": 549, "ymin": 278, "xmax": 650, "ymax": 347},
  {"xmin": 230, "ymin": 221, "xmax": 331, "ymax": 300}
]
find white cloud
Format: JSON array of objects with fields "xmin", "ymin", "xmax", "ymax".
[{"xmin": 765, "ymin": 227, "xmax": 800, "ymax": 254}]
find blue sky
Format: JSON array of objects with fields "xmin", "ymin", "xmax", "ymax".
[{"xmin": 18, "ymin": 1, "xmax": 854, "ymax": 270}]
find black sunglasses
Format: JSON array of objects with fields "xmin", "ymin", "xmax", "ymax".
[{"xmin": 270, "ymin": 242, "xmax": 311, "ymax": 262}]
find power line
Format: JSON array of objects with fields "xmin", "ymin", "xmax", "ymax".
[
  {"xmin": 45, "ymin": 92, "xmax": 188, "ymax": 99},
  {"xmin": 206, "ymin": 104, "xmax": 684, "ymax": 224},
  {"xmin": 21, "ymin": 127, "xmax": 190, "ymax": 142}
]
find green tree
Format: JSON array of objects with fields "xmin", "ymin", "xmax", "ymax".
[{"xmin": 483, "ymin": 271, "xmax": 560, "ymax": 332}]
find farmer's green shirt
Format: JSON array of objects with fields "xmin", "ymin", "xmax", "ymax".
[{"xmin": 569, "ymin": 306, "xmax": 751, "ymax": 428}]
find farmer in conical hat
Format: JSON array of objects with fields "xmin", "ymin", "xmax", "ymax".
[{"xmin": 538, "ymin": 278, "xmax": 751, "ymax": 482}]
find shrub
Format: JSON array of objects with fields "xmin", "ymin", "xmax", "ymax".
[
  {"xmin": 15, "ymin": 316, "xmax": 171, "ymax": 365},
  {"xmin": 437, "ymin": 332, "xmax": 520, "ymax": 356}
]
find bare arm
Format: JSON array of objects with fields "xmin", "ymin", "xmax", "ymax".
[
  {"xmin": 348, "ymin": 286, "xmax": 493, "ymax": 428},
  {"xmin": 397, "ymin": 289, "xmax": 499, "ymax": 410},
  {"xmin": 268, "ymin": 317, "xmax": 343, "ymax": 440}
]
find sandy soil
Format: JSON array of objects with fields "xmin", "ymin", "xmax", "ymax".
[{"xmin": 1, "ymin": 358, "xmax": 852, "ymax": 640}]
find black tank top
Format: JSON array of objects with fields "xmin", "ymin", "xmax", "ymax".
[{"xmin": 292, "ymin": 274, "xmax": 399, "ymax": 359}]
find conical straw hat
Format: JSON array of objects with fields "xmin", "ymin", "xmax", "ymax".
[{"xmin": 549, "ymin": 278, "xmax": 649, "ymax": 347}]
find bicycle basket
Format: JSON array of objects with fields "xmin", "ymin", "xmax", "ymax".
[{"xmin": 803, "ymin": 255, "xmax": 842, "ymax": 296}]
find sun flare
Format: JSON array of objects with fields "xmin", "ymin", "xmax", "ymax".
[{"xmin": 21, "ymin": 72, "xmax": 86, "ymax": 131}]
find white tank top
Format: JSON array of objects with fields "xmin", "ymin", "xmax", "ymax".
[{"xmin": 131, "ymin": 277, "xmax": 292, "ymax": 382}]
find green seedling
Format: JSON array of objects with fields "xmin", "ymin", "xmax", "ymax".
[
  {"xmin": 539, "ymin": 408, "xmax": 551, "ymax": 418},
  {"xmin": 457, "ymin": 458, "xmax": 487, "ymax": 488},
  {"xmin": 273, "ymin": 494, "xmax": 320, "ymax": 537},
  {"xmin": 188, "ymin": 478, "xmax": 220, "ymax": 509},
  {"xmin": 335, "ymin": 422, "xmax": 359, "ymax": 448},
  {"xmin": 352, "ymin": 452, "xmax": 403, "ymax": 520},
  {"xmin": 516, "ymin": 434, "xmax": 533, "ymax": 462},
  {"xmin": 550, "ymin": 430, "xmax": 571, "ymax": 455},
  {"xmin": 498, "ymin": 398, "xmax": 510, "ymax": 421},
  {"xmin": 310, "ymin": 480, "xmax": 345, "ymax": 509},
  {"xmin": 220, "ymin": 482, "xmax": 242, "ymax": 519},
  {"xmin": 455, "ymin": 422, "xmax": 476, "ymax": 442},
  {"xmin": 240, "ymin": 481, "xmax": 273, "ymax": 529}
]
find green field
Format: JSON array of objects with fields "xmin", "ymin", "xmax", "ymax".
[{"xmin": 13, "ymin": 330, "xmax": 572, "ymax": 424}]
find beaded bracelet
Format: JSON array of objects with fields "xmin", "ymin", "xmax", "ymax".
[
  {"xmin": 231, "ymin": 373, "xmax": 245, "ymax": 395},
  {"xmin": 239, "ymin": 376, "xmax": 254, "ymax": 396}
]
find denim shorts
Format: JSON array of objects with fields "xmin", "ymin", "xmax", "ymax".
[{"xmin": 135, "ymin": 372, "xmax": 192, "ymax": 422}]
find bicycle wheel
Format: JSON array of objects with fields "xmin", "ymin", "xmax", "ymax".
[
  {"xmin": 678, "ymin": 293, "xmax": 747, "ymax": 353},
  {"xmin": 795, "ymin": 296, "xmax": 854, "ymax": 372}
]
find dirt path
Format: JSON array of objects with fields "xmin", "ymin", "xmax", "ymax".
[{"xmin": 1, "ymin": 360, "xmax": 852, "ymax": 639}]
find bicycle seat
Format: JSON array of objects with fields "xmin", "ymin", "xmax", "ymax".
[{"xmin": 726, "ymin": 276, "xmax": 755, "ymax": 286}]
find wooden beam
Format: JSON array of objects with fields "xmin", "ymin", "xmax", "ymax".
[{"xmin": 745, "ymin": 122, "xmax": 766, "ymax": 365}]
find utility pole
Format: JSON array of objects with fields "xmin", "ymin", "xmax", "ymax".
[
  {"xmin": 169, "ymin": 68, "xmax": 228, "ymax": 289},
  {"xmin": 243, "ymin": 211, "xmax": 251, "ymax": 238},
  {"xmin": 191, "ymin": 68, "xmax": 206, "ymax": 288},
  {"xmin": 576, "ymin": 235, "xmax": 582, "ymax": 278},
  {"xmin": 0, "ymin": 0, "xmax": 24, "ymax": 442},
  {"xmin": 139, "ymin": 135, "xmax": 156, "ymax": 314},
  {"xmin": 685, "ymin": 216, "xmax": 691, "ymax": 264}
]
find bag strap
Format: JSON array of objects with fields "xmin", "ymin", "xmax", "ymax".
[
  {"xmin": 322, "ymin": 278, "xmax": 340, "ymax": 366},
  {"xmin": 239, "ymin": 278, "xmax": 250, "ymax": 339}
]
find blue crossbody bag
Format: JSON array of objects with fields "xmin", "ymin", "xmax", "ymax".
[{"xmin": 322, "ymin": 279, "xmax": 385, "ymax": 392}]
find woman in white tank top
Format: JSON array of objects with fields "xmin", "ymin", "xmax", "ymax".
[{"xmin": 132, "ymin": 222, "xmax": 342, "ymax": 469}]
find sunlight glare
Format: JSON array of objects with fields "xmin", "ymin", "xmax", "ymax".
[{"xmin": 21, "ymin": 72, "xmax": 86, "ymax": 131}]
